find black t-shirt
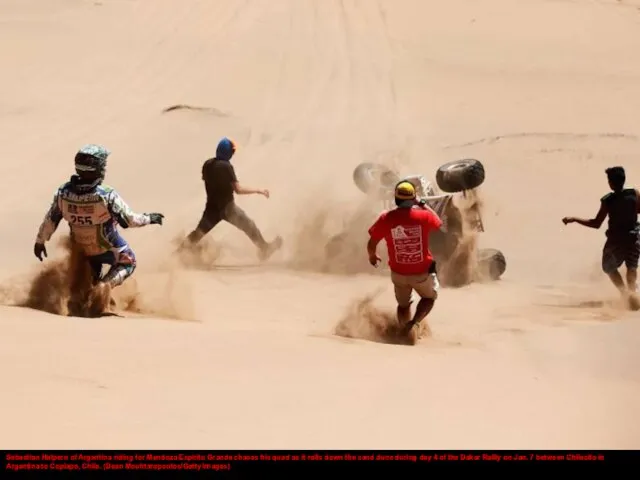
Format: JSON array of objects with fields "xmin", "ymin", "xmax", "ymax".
[
  {"xmin": 601, "ymin": 188, "xmax": 640, "ymax": 240},
  {"xmin": 202, "ymin": 158, "xmax": 237, "ymax": 210}
]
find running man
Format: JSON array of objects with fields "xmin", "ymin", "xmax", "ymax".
[
  {"xmin": 34, "ymin": 144, "xmax": 164, "ymax": 299},
  {"xmin": 180, "ymin": 137, "xmax": 282, "ymax": 261},
  {"xmin": 562, "ymin": 166, "xmax": 640, "ymax": 300},
  {"xmin": 367, "ymin": 180, "xmax": 443, "ymax": 334}
]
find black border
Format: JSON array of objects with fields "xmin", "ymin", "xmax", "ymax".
[{"xmin": 2, "ymin": 450, "xmax": 633, "ymax": 474}]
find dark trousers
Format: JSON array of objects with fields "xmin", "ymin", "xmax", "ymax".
[{"xmin": 196, "ymin": 202, "xmax": 267, "ymax": 248}]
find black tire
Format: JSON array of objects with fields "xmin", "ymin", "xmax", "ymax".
[
  {"xmin": 435, "ymin": 158, "xmax": 485, "ymax": 193},
  {"xmin": 353, "ymin": 162, "xmax": 400, "ymax": 199},
  {"xmin": 477, "ymin": 248, "xmax": 506, "ymax": 280}
]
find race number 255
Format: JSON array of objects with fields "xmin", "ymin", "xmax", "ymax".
[{"xmin": 70, "ymin": 215, "xmax": 93, "ymax": 225}]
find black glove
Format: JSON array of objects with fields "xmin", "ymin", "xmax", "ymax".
[
  {"xmin": 34, "ymin": 242, "xmax": 47, "ymax": 261},
  {"xmin": 148, "ymin": 213, "xmax": 164, "ymax": 225}
]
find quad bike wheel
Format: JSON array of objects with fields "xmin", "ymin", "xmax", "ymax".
[
  {"xmin": 435, "ymin": 158, "xmax": 485, "ymax": 193},
  {"xmin": 353, "ymin": 162, "xmax": 400, "ymax": 200},
  {"xmin": 477, "ymin": 248, "xmax": 506, "ymax": 281}
]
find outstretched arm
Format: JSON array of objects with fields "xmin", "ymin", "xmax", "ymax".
[
  {"xmin": 35, "ymin": 192, "xmax": 63, "ymax": 244},
  {"xmin": 563, "ymin": 202, "xmax": 608, "ymax": 229},
  {"xmin": 232, "ymin": 181, "xmax": 269, "ymax": 198},
  {"xmin": 107, "ymin": 190, "xmax": 156, "ymax": 228}
]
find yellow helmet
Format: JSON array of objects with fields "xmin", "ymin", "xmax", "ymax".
[{"xmin": 394, "ymin": 181, "xmax": 416, "ymax": 207}]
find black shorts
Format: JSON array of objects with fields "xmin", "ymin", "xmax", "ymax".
[{"xmin": 602, "ymin": 235, "xmax": 640, "ymax": 273}]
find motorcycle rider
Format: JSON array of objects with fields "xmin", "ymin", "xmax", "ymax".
[{"xmin": 33, "ymin": 144, "xmax": 164, "ymax": 300}]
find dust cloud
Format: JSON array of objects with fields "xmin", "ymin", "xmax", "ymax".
[
  {"xmin": 169, "ymin": 232, "xmax": 224, "ymax": 271},
  {"xmin": 285, "ymin": 186, "xmax": 494, "ymax": 290},
  {"xmin": 0, "ymin": 236, "xmax": 195, "ymax": 320},
  {"xmin": 437, "ymin": 189, "xmax": 485, "ymax": 287},
  {"xmin": 285, "ymin": 198, "xmax": 374, "ymax": 275},
  {"xmin": 334, "ymin": 289, "xmax": 431, "ymax": 346}
]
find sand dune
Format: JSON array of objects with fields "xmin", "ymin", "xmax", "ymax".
[{"xmin": 1, "ymin": 0, "xmax": 640, "ymax": 449}]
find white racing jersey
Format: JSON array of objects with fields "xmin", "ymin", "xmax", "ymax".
[{"xmin": 36, "ymin": 180, "xmax": 152, "ymax": 257}]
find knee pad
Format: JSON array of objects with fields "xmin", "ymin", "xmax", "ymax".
[
  {"xmin": 103, "ymin": 264, "xmax": 135, "ymax": 288},
  {"xmin": 116, "ymin": 247, "xmax": 137, "ymax": 267}
]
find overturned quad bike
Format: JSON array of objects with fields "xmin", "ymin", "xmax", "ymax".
[{"xmin": 324, "ymin": 159, "xmax": 506, "ymax": 286}]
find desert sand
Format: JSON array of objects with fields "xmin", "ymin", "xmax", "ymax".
[{"xmin": 1, "ymin": 0, "xmax": 640, "ymax": 450}]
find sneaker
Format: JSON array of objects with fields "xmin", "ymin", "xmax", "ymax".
[{"xmin": 258, "ymin": 236, "xmax": 283, "ymax": 262}]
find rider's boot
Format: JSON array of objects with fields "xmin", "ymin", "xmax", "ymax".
[{"xmin": 88, "ymin": 281, "xmax": 112, "ymax": 317}]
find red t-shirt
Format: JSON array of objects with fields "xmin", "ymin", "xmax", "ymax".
[{"xmin": 368, "ymin": 206, "xmax": 443, "ymax": 275}]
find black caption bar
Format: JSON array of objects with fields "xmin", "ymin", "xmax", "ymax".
[{"xmin": 2, "ymin": 450, "xmax": 632, "ymax": 473}]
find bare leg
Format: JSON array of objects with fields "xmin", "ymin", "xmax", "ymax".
[
  {"xmin": 608, "ymin": 270, "xmax": 627, "ymax": 294},
  {"xmin": 602, "ymin": 239, "xmax": 640, "ymax": 309},
  {"xmin": 393, "ymin": 282, "xmax": 413, "ymax": 326},
  {"xmin": 624, "ymin": 268, "xmax": 640, "ymax": 310},
  {"xmin": 403, "ymin": 298, "xmax": 436, "ymax": 335},
  {"xmin": 626, "ymin": 268, "xmax": 637, "ymax": 293},
  {"xmin": 394, "ymin": 273, "xmax": 438, "ymax": 334},
  {"xmin": 410, "ymin": 298, "xmax": 435, "ymax": 326},
  {"xmin": 397, "ymin": 304, "xmax": 411, "ymax": 325}
]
